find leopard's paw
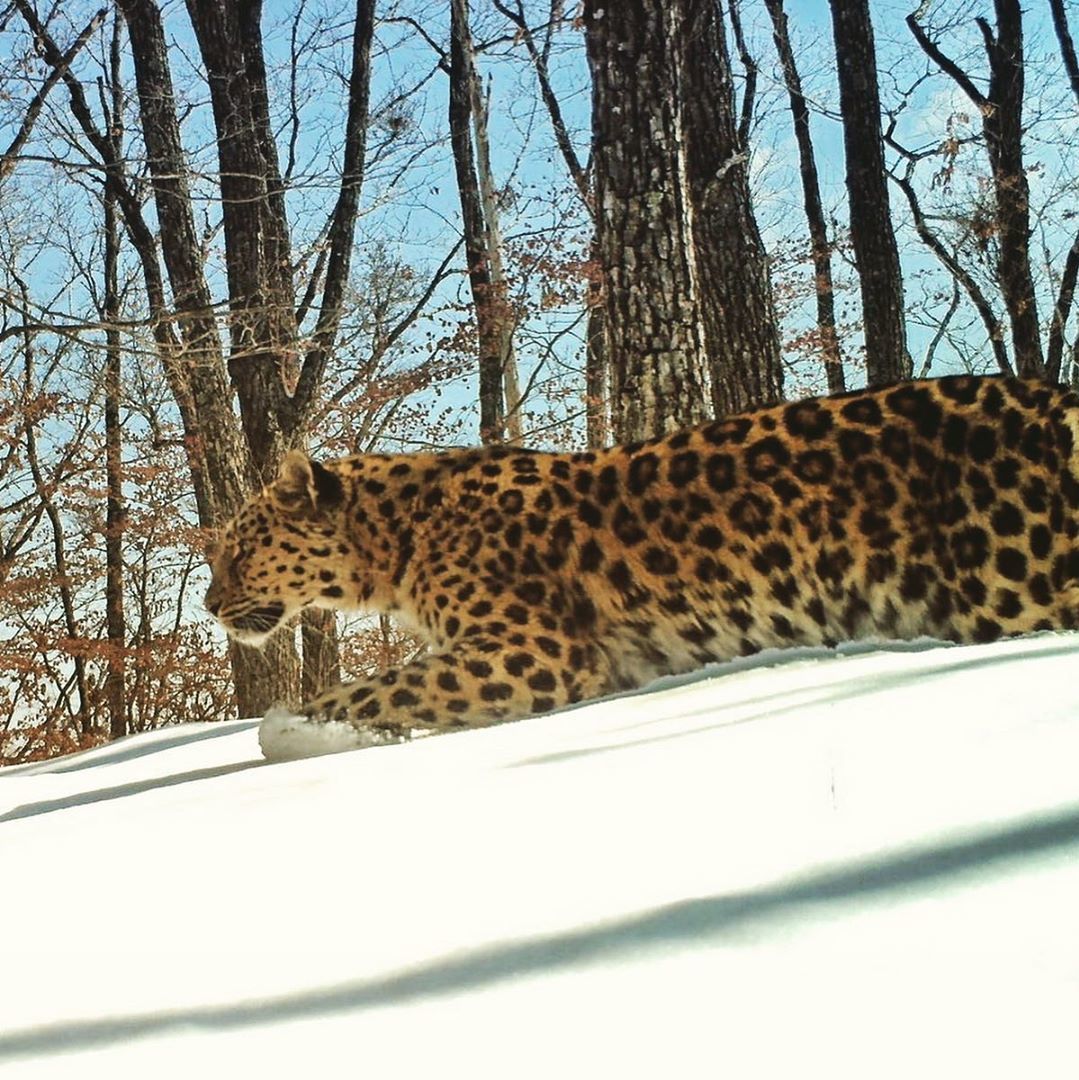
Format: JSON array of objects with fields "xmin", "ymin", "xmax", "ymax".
[{"xmin": 259, "ymin": 705, "xmax": 398, "ymax": 762}]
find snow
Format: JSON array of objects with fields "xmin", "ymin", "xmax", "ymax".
[
  {"xmin": 259, "ymin": 704, "xmax": 401, "ymax": 760},
  {"xmin": 2, "ymin": 634, "xmax": 1079, "ymax": 1079}
]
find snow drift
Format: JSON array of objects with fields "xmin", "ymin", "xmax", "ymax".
[{"xmin": 2, "ymin": 635, "xmax": 1078, "ymax": 1078}]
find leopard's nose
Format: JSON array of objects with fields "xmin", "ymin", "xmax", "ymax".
[{"xmin": 205, "ymin": 592, "xmax": 221, "ymax": 617}]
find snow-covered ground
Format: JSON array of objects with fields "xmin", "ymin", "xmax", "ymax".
[{"xmin": 2, "ymin": 635, "xmax": 1078, "ymax": 1079}]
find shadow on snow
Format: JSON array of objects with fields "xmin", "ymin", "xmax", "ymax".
[
  {"xmin": 0, "ymin": 760, "xmax": 267, "ymax": 823},
  {"xmin": 3, "ymin": 800, "xmax": 1078, "ymax": 1062}
]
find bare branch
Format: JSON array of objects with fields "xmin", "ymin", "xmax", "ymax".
[
  {"xmin": 918, "ymin": 282, "xmax": 960, "ymax": 378},
  {"xmin": 383, "ymin": 16, "xmax": 448, "ymax": 71},
  {"xmin": 886, "ymin": 134, "xmax": 1012, "ymax": 375},
  {"xmin": 906, "ymin": 15, "xmax": 988, "ymax": 110},
  {"xmin": 493, "ymin": 0, "xmax": 589, "ymax": 205},
  {"xmin": 726, "ymin": 0, "xmax": 757, "ymax": 150},
  {"xmin": 0, "ymin": 6, "xmax": 107, "ymax": 183},
  {"xmin": 1047, "ymin": 231, "xmax": 1079, "ymax": 383},
  {"xmin": 1050, "ymin": 0, "xmax": 1079, "ymax": 108},
  {"xmin": 294, "ymin": 0, "xmax": 377, "ymax": 424},
  {"xmin": 327, "ymin": 240, "xmax": 464, "ymax": 410}
]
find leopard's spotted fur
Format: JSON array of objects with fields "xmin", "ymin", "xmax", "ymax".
[{"xmin": 205, "ymin": 375, "xmax": 1079, "ymax": 759}]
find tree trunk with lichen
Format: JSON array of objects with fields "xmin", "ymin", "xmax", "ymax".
[
  {"xmin": 584, "ymin": 0, "xmax": 710, "ymax": 441},
  {"xmin": 684, "ymin": 0, "xmax": 783, "ymax": 415}
]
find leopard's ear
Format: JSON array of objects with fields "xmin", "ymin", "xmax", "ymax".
[{"xmin": 272, "ymin": 451, "xmax": 343, "ymax": 515}]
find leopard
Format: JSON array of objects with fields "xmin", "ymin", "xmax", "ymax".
[{"xmin": 205, "ymin": 374, "xmax": 1079, "ymax": 761}]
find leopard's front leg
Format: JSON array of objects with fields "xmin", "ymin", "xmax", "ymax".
[{"xmin": 259, "ymin": 633, "xmax": 612, "ymax": 761}]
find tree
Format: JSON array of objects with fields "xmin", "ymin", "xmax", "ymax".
[
  {"xmin": 583, "ymin": 0, "xmax": 784, "ymax": 440},
  {"xmin": 17, "ymin": 0, "xmax": 379, "ymax": 715},
  {"xmin": 829, "ymin": 0, "xmax": 911, "ymax": 385},
  {"xmin": 764, "ymin": 0, "xmax": 845, "ymax": 394},
  {"xmin": 448, "ymin": 0, "xmax": 520, "ymax": 443},
  {"xmin": 583, "ymin": 0, "xmax": 710, "ymax": 440},
  {"xmin": 492, "ymin": 0, "xmax": 609, "ymax": 445},
  {"xmin": 686, "ymin": 0, "xmax": 783, "ymax": 415},
  {"xmin": 1048, "ymin": 0, "xmax": 1079, "ymax": 381},
  {"xmin": 101, "ymin": 14, "xmax": 127, "ymax": 741},
  {"xmin": 908, "ymin": 2, "xmax": 1044, "ymax": 379}
]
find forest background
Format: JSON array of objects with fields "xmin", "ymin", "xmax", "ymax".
[{"xmin": 1, "ymin": 0, "xmax": 1077, "ymax": 763}]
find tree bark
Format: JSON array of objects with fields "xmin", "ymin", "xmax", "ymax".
[
  {"xmin": 103, "ymin": 16, "xmax": 127, "ymax": 742},
  {"xmin": 684, "ymin": 0, "xmax": 783, "ymax": 415},
  {"xmin": 829, "ymin": 0, "xmax": 911, "ymax": 386},
  {"xmin": 471, "ymin": 69, "xmax": 523, "ymax": 443},
  {"xmin": 979, "ymin": 2, "xmax": 1042, "ymax": 378},
  {"xmin": 584, "ymin": 0, "xmax": 710, "ymax": 441},
  {"xmin": 585, "ymin": 253, "xmax": 609, "ymax": 447},
  {"xmin": 301, "ymin": 608, "xmax": 342, "ymax": 703},
  {"xmin": 184, "ymin": 0, "xmax": 298, "ymax": 474},
  {"xmin": 765, "ymin": 0, "xmax": 845, "ymax": 393},
  {"xmin": 449, "ymin": 0, "xmax": 506, "ymax": 443}
]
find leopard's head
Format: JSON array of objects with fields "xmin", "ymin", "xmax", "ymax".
[{"xmin": 205, "ymin": 452, "xmax": 345, "ymax": 646}]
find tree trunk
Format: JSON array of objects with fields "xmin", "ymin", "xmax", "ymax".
[
  {"xmin": 449, "ymin": 0, "xmax": 506, "ymax": 444},
  {"xmin": 103, "ymin": 16, "xmax": 127, "ymax": 742},
  {"xmin": 981, "ymin": 2, "xmax": 1042, "ymax": 377},
  {"xmin": 584, "ymin": 0, "xmax": 710, "ymax": 441},
  {"xmin": 118, "ymin": 0, "xmax": 300, "ymax": 715},
  {"xmin": 117, "ymin": 0, "xmax": 251, "ymax": 510},
  {"xmin": 184, "ymin": 0, "xmax": 299, "ymax": 475},
  {"xmin": 301, "ymin": 608, "xmax": 342, "ymax": 702},
  {"xmin": 829, "ymin": 0, "xmax": 911, "ymax": 386},
  {"xmin": 765, "ymin": 0, "xmax": 845, "ymax": 394},
  {"xmin": 469, "ymin": 47, "xmax": 523, "ymax": 443},
  {"xmin": 585, "ymin": 253, "xmax": 609, "ymax": 447},
  {"xmin": 685, "ymin": 0, "xmax": 784, "ymax": 415},
  {"xmin": 1048, "ymin": 0, "xmax": 1079, "ymax": 382},
  {"xmin": 119, "ymin": 0, "xmax": 375, "ymax": 710}
]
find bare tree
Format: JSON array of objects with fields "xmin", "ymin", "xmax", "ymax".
[
  {"xmin": 829, "ymin": 0, "xmax": 911, "ymax": 385},
  {"xmin": 908, "ymin": 1, "xmax": 1043, "ymax": 378},
  {"xmin": 16, "ymin": 292, "xmax": 91, "ymax": 737},
  {"xmin": 17, "ymin": 0, "xmax": 379, "ymax": 715},
  {"xmin": 449, "ymin": 0, "xmax": 511, "ymax": 443},
  {"xmin": 101, "ymin": 14, "xmax": 127, "ymax": 741},
  {"xmin": 764, "ymin": 0, "xmax": 845, "ymax": 393},
  {"xmin": 883, "ymin": 122, "xmax": 1013, "ymax": 377},
  {"xmin": 492, "ymin": 0, "xmax": 608, "ymax": 445}
]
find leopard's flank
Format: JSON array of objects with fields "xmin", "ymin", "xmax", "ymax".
[{"xmin": 205, "ymin": 375, "xmax": 1079, "ymax": 760}]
